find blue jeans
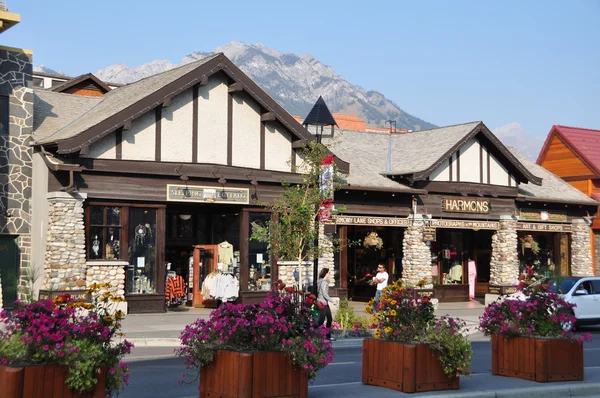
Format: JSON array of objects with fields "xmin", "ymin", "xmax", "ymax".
[{"xmin": 374, "ymin": 290, "xmax": 382, "ymax": 309}]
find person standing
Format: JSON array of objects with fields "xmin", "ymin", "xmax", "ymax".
[
  {"xmin": 372, "ymin": 263, "xmax": 389, "ymax": 309},
  {"xmin": 316, "ymin": 268, "xmax": 335, "ymax": 341}
]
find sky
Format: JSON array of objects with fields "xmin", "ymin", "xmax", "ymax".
[{"xmin": 5, "ymin": 0, "xmax": 600, "ymax": 156}]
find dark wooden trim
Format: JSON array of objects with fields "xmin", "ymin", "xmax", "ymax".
[
  {"xmin": 292, "ymin": 140, "xmax": 308, "ymax": 149},
  {"xmin": 413, "ymin": 181, "xmax": 518, "ymax": 197},
  {"xmin": 487, "ymin": 151, "xmax": 491, "ymax": 184},
  {"xmin": 228, "ymin": 82, "xmax": 244, "ymax": 93},
  {"xmin": 79, "ymin": 145, "xmax": 89, "ymax": 156},
  {"xmin": 77, "ymin": 158, "xmax": 303, "ymax": 184},
  {"xmin": 515, "ymin": 196, "xmax": 598, "ymax": 207},
  {"xmin": 227, "ymin": 93, "xmax": 233, "ymax": 166},
  {"xmin": 448, "ymin": 155, "xmax": 453, "ymax": 181},
  {"xmin": 88, "ymin": 201, "xmax": 167, "ymax": 209},
  {"xmin": 508, "ymin": 172, "xmax": 511, "ymax": 187},
  {"xmin": 121, "ymin": 206, "xmax": 129, "ymax": 261},
  {"xmin": 562, "ymin": 175, "xmax": 600, "ymax": 182},
  {"xmin": 456, "ymin": 148, "xmax": 460, "ymax": 182},
  {"xmin": 480, "ymin": 143, "xmax": 483, "ymax": 183},
  {"xmin": 341, "ymin": 185, "xmax": 427, "ymax": 195},
  {"xmin": 192, "ymin": 84, "xmax": 199, "ymax": 163},
  {"xmin": 291, "ymin": 148, "xmax": 296, "ymax": 171},
  {"xmin": 260, "ymin": 122, "xmax": 265, "ymax": 170},
  {"xmin": 155, "ymin": 107, "xmax": 161, "ymax": 161},
  {"xmin": 260, "ymin": 112, "xmax": 276, "ymax": 122},
  {"xmin": 51, "ymin": 73, "xmax": 112, "ymax": 94},
  {"xmin": 239, "ymin": 209, "xmax": 249, "ymax": 295},
  {"xmin": 339, "ymin": 226, "xmax": 348, "ymax": 290},
  {"xmin": 115, "ymin": 128, "xmax": 122, "ymax": 160},
  {"xmin": 123, "ymin": 120, "xmax": 132, "ymax": 131},
  {"xmin": 162, "ymin": 96, "xmax": 172, "ymax": 108}
]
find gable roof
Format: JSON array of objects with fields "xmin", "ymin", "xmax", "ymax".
[
  {"xmin": 536, "ymin": 125, "xmax": 600, "ymax": 176},
  {"xmin": 383, "ymin": 121, "xmax": 542, "ymax": 185},
  {"xmin": 511, "ymin": 147, "xmax": 598, "ymax": 205},
  {"xmin": 51, "ymin": 73, "xmax": 112, "ymax": 94},
  {"xmin": 35, "ymin": 53, "xmax": 334, "ymax": 166},
  {"xmin": 33, "ymin": 89, "xmax": 102, "ymax": 142},
  {"xmin": 303, "ymin": 96, "xmax": 337, "ymax": 126}
]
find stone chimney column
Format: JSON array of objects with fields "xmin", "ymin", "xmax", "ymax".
[
  {"xmin": 489, "ymin": 215, "xmax": 519, "ymax": 288},
  {"xmin": 401, "ymin": 215, "xmax": 432, "ymax": 287},
  {"xmin": 571, "ymin": 218, "xmax": 593, "ymax": 277},
  {"xmin": 44, "ymin": 192, "xmax": 87, "ymax": 291}
]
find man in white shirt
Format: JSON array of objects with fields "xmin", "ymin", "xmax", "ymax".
[{"xmin": 372, "ymin": 264, "xmax": 389, "ymax": 309}]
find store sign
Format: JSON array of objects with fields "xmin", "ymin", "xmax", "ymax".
[
  {"xmin": 38, "ymin": 289, "xmax": 91, "ymax": 303},
  {"xmin": 442, "ymin": 198, "xmax": 490, "ymax": 214},
  {"xmin": 166, "ymin": 184, "xmax": 249, "ymax": 204},
  {"xmin": 423, "ymin": 227, "xmax": 436, "ymax": 241},
  {"xmin": 430, "ymin": 220, "xmax": 499, "ymax": 230},
  {"xmin": 519, "ymin": 209, "xmax": 567, "ymax": 223},
  {"xmin": 516, "ymin": 222, "xmax": 572, "ymax": 233},
  {"xmin": 332, "ymin": 215, "xmax": 410, "ymax": 227}
]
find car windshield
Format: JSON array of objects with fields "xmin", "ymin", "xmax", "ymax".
[{"xmin": 542, "ymin": 278, "xmax": 581, "ymax": 294}]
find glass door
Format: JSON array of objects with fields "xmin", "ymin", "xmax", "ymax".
[{"xmin": 127, "ymin": 208, "xmax": 158, "ymax": 294}]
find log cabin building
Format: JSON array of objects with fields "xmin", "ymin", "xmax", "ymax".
[{"xmin": 28, "ymin": 53, "xmax": 598, "ymax": 313}]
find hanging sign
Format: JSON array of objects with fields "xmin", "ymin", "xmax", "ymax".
[
  {"xmin": 167, "ymin": 184, "xmax": 249, "ymax": 204},
  {"xmin": 442, "ymin": 198, "xmax": 490, "ymax": 214},
  {"xmin": 319, "ymin": 155, "xmax": 335, "ymax": 222},
  {"xmin": 423, "ymin": 227, "xmax": 436, "ymax": 241},
  {"xmin": 332, "ymin": 215, "xmax": 410, "ymax": 227},
  {"xmin": 519, "ymin": 209, "xmax": 567, "ymax": 223}
]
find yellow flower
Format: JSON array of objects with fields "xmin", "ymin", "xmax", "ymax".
[
  {"xmin": 104, "ymin": 315, "xmax": 113, "ymax": 323},
  {"xmin": 374, "ymin": 330, "xmax": 381, "ymax": 339},
  {"xmin": 390, "ymin": 309, "xmax": 397, "ymax": 316},
  {"xmin": 390, "ymin": 300, "xmax": 397, "ymax": 306},
  {"xmin": 384, "ymin": 327, "xmax": 392, "ymax": 334},
  {"xmin": 115, "ymin": 310, "xmax": 125, "ymax": 320}
]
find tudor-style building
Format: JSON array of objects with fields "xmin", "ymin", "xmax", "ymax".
[
  {"xmin": 29, "ymin": 53, "xmax": 598, "ymax": 313},
  {"xmin": 537, "ymin": 125, "xmax": 600, "ymax": 276}
]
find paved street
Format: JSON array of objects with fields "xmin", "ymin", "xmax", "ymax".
[{"xmin": 118, "ymin": 326, "xmax": 600, "ymax": 398}]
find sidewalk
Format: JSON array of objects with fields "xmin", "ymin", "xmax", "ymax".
[{"xmin": 120, "ymin": 299, "xmax": 486, "ymax": 346}]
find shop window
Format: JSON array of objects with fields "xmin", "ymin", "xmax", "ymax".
[
  {"xmin": 88, "ymin": 206, "xmax": 122, "ymax": 260},
  {"xmin": 127, "ymin": 208, "xmax": 158, "ymax": 294},
  {"xmin": 248, "ymin": 212, "xmax": 271, "ymax": 291},
  {"xmin": 0, "ymin": 96, "xmax": 8, "ymax": 135}
]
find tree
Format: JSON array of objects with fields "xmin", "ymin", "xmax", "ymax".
[{"xmin": 251, "ymin": 141, "xmax": 345, "ymax": 291}]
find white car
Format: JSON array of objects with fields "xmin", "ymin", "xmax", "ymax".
[{"xmin": 508, "ymin": 277, "xmax": 600, "ymax": 327}]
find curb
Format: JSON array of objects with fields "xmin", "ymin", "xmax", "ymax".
[
  {"xmin": 430, "ymin": 383, "xmax": 600, "ymax": 398},
  {"xmin": 125, "ymin": 337, "xmax": 366, "ymax": 348}
]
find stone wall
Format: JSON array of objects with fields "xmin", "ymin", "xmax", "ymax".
[
  {"xmin": 0, "ymin": 48, "xmax": 33, "ymax": 300},
  {"xmin": 86, "ymin": 264, "xmax": 126, "ymax": 298},
  {"xmin": 571, "ymin": 219, "xmax": 593, "ymax": 277},
  {"xmin": 43, "ymin": 192, "xmax": 87, "ymax": 291},
  {"xmin": 277, "ymin": 261, "xmax": 314, "ymax": 289},
  {"xmin": 318, "ymin": 223, "xmax": 335, "ymax": 287},
  {"xmin": 489, "ymin": 216, "xmax": 519, "ymax": 286},
  {"xmin": 401, "ymin": 216, "xmax": 432, "ymax": 287}
]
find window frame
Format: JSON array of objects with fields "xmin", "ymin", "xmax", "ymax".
[{"xmin": 86, "ymin": 205, "xmax": 124, "ymax": 261}]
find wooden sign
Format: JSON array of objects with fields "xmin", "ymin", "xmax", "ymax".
[
  {"xmin": 442, "ymin": 198, "xmax": 490, "ymax": 214},
  {"xmin": 519, "ymin": 209, "xmax": 567, "ymax": 223},
  {"xmin": 429, "ymin": 220, "xmax": 499, "ymax": 230},
  {"xmin": 516, "ymin": 222, "xmax": 572, "ymax": 233},
  {"xmin": 332, "ymin": 215, "xmax": 410, "ymax": 227},
  {"xmin": 38, "ymin": 289, "xmax": 92, "ymax": 303},
  {"xmin": 167, "ymin": 184, "xmax": 249, "ymax": 205},
  {"xmin": 423, "ymin": 227, "xmax": 436, "ymax": 241}
]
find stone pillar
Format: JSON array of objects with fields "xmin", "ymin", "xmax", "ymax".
[
  {"xmin": 401, "ymin": 215, "xmax": 432, "ymax": 288},
  {"xmin": 318, "ymin": 223, "xmax": 335, "ymax": 287},
  {"xmin": 489, "ymin": 215, "xmax": 519, "ymax": 289},
  {"xmin": 571, "ymin": 218, "xmax": 593, "ymax": 277},
  {"xmin": 44, "ymin": 192, "xmax": 87, "ymax": 291}
]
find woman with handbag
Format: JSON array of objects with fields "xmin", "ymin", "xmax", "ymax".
[{"xmin": 316, "ymin": 268, "xmax": 335, "ymax": 341}]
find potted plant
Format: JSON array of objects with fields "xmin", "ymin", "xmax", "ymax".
[
  {"xmin": 0, "ymin": 283, "xmax": 133, "ymax": 397},
  {"xmin": 362, "ymin": 279, "xmax": 472, "ymax": 393},
  {"xmin": 176, "ymin": 284, "xmax": 333, "ymax": 398},
  {"xmin": 479, "ymin": 283, "xmax": 591, "ymax": 382},
  {"xmin": 519, "ymin": 234, "xmax": 540, "ymax": 254},
  {"xmin": 363, "ymin": 232, "xmax": 383, "ymax": 249}
]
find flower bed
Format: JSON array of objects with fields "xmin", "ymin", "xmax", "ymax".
[{"xmin": 0, "ymin": 284, "xmax": 132, "ymax": 396}]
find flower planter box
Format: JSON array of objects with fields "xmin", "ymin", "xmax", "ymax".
[
  {"xmin": 200, "ymin": 350, "xmax": 308, "ymax": 398},
  {"xmin": 362, "ymin": 338, "xmax": 459, "ymax": 393},
  {"xmin": 491, "ymin": 335, "xmax": 584, "ymax": 382},
  {"xmin": 0, "ymin": 364, "xmax": 106, "ymax": 398}
]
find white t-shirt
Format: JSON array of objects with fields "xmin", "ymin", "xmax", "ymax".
[{"xmin": 374, "ymin": 271, "xmax": 389, "ymax": 291}]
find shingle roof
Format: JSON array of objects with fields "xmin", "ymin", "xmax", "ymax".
[
  {"xmin": 537, "ymin": 125, "xmax": 600, "ymax": 175},
  {"xmin": 33, "ymin": 89, "xmax": 102, "ymax": 142},
  {"xmin": 35, "ymin": 53, "xmax": 221, "ymax": 145},
  {"xmin": 387, "ymin": 122, "xmax": 481, "ymax": 175},
  {"xmin": 51, "ymin": 73, "xmax": 112, "ymax": 94},
  {"xmin": 303, "ymin": 96, "xmax": 337, "ymax": 126},
  {"xmin": 511, "ymin": 147, "xmax": 598, "ymax": 205}
]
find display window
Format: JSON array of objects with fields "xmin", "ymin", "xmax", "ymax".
[
  {"xmin": 248, "ymin": 212, "xmax": 271, "ymax": 292},
  {"xmin": 87, "ymin": 206, "xmax": 122, "ymax": 260},
  {"xmin": 517, "ymin": 232, "xmax": 560, "ymax": 278},
  {"xmin": 127, "ymin": 208, "xmax": 158, "ymax": 294}
]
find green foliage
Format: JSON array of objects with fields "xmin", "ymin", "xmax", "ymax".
[
  {"xmin": 251, "ymin": 142, "xmax": 345, "ymax": 265},
  {"xmin": 334, "ymin": 299, "xmax": 370, "ymax": 330}
]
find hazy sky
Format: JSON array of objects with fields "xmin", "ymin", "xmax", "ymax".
[{"xmin": 5, "ymin": 0, "xmax": 600, "ymax": 150}]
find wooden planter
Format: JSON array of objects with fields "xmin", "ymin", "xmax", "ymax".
[
  {"xmin": 0, "ymin": 364, "xmax": 105, "ymax": 398},
  {"xmin": 491, "ymin": 335, "xmax": 584, "ymax": 382},
  {"xmin": 200, "ymin": 350, "xmax": 308, "ymax": 398},
  {"xmin": 362, "ymin": 338, "xmax": 459, "ymax": 393}
]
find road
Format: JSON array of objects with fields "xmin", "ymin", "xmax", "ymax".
[{"xmin": 117, "ymin": 327, "xmax": 600, "ymax": 398}]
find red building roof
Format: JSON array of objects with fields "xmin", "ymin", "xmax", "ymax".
[{"xmin": 537, "ymin": 125, "xmax": 600, "ymax": 175}]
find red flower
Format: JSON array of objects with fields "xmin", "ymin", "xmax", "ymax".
[
  {"xmin": 317, "ymin": 302, "xmax": 325, "ymax": 310},
  {"xmin": 278, "ymin": 283, "xmax": 286, "ymax": 291},
  {"xmin": 285, "ymin": 286, "xmax": 295, "ymax": 294},
  {"xmin": 421, "ymin": 297, "xmax": 430, "ymax": 304}
]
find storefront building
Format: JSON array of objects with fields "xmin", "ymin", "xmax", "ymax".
[
  {"xmin": 31, "ymin": 53, "xmax": 348, "ymax": 313},
  {"xmin": 321, "ymin": 122, "xmax": 598, "ymax": 302}
]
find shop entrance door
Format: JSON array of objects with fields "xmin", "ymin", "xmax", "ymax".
[
  {"xmin": 191, "ymin": 244, "xmax": 218, "ymax": 308},
  {"xmin": 0, "ymin": 236, "xmax": 18, "ymax": 308},
  {"xmin": 474, "ymin": 249, "xmax": 492, "ymax": 297}
]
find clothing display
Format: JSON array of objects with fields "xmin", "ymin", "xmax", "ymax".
[
  {"xmin": 218, "ymin": 241, "xmax": 234, "ymax": 272},
  {"xmin": 201, "ymin": 270, "xmax": 239, "ymax": 302},
  {"xmin": 165, "ymin": 271, "xmax": 186, "ymax": 306}
]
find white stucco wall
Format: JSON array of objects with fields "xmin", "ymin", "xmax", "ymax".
[
  {"xmin": 31, "ymin": 153, "xmax": 49, "ymax": 297},
  {"xmin": 232, "ymin": 92, "xmax": 261, "ymax": 169},
  {"xmin": 84, "ymin": 134, "xmax": 115, "ymax": 159},
  {"xmin": 489, "ymin": 153, "xmax": 510, "ymax": 185},
  {"xmin": 265, "ymin": 122, "xmax": 292, "ymax": 172},
  {"xmin": 431, "ymin": 158, "xmax": 450, "ymax": 181},
  {"xmin": 482, "ymin": 146, "xmax": 489, "ymax": 184},
  {"xmin": 161, "ymin": 88, "xmax": 193, "ymax": 162},
  {"xmin": 198, "ymin": 74, "xmax": 228, "ymax": 164},
  {"xmin": 459, "ymin": 138, "xmax": 480, "ymax": 183},
  {"xmin": 122, "ymin": 110, "xmax": 155, "ymax": 161}
]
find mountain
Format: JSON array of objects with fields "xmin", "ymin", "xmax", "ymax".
[
  {"xmin": 94, "ymin": 41, "xmax": 436, "ymax": 131},
  {"xmin": 33, "ymin": 65, "xmax": 67, "ymax": 76},
  {"xmin": 492, "ymin": 122, "xmax": 545, "ymax": 161}
]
